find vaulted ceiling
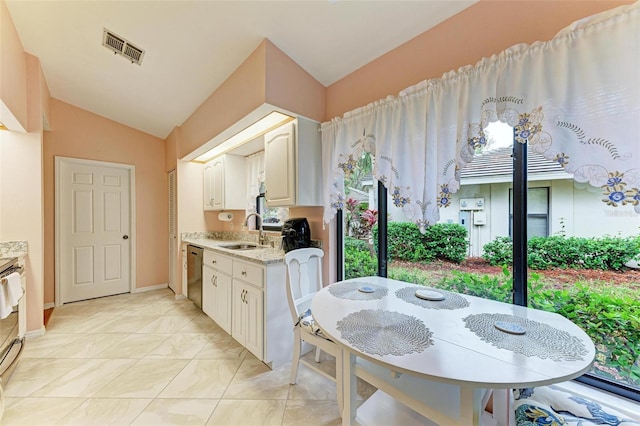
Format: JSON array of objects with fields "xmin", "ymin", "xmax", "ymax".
[{"xmin": 5, "ymin": 1, "xmax": 476, "ymax": 138}]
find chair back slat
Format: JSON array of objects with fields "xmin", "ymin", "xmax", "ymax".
[{"xmin": 284, "ymin": 248, "xmax": 324, "ymax": 324}]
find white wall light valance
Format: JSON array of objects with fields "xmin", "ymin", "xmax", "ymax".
[{"xmin": 321, "ymin": 2, "xmax": 639, "ymax": 230}]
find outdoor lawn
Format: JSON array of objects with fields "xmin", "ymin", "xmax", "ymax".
[{"xmin": 345, "ymin": 223, "xmax": 640, "ymax": 389}]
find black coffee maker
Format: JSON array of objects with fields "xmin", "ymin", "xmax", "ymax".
[{"xmin": 281, "ymin": 218, "xmax": 311, "ymax": 253}]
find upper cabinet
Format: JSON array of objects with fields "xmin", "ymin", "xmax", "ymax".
[
  {"xmin": 203, "ymin": 154, "xmax": 246, "ymax": 211},
  {"xmin": 263, "ymin": 117, "xmax": 322, "ymax": 207}
]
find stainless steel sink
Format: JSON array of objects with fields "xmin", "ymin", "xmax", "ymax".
[{"xmin": 220, "ymin": 243, "xmax": 264, "ymax": 250}]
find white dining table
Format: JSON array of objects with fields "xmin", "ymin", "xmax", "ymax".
[{"xmin": 311, "ymin": 276, "xmax": 596, "ymax": 426}]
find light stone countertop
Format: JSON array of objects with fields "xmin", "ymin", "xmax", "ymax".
[
  {"xmin": 0, "ymin": 240, "xmax": 28, "ymax": 259},
  {"xmin": 181, "ymin": 236, "xmax": 285, "ymax": 265}
]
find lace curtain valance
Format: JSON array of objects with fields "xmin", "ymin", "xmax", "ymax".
[{"xmin": 321, "ymin": 2, "xmax": 639, "ymax": 230}]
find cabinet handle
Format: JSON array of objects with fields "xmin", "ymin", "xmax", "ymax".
[
  {"xmin": 241, "ymin": 270, "xmax": 247, "ymax": 276},
  {"xmin": 241, "ymin": 289, "xmax": 245, "ymax": 303},
  {"xmin": 212, "ymin": 259, "xmax": 217, "ymax": 264},
  {"xmin": 210, "ymin": 275, "xmax": 215, "ymax": 285},
  {"xmin": 212, "ymin": 275, "xmax": 218, "ymax": 287}
]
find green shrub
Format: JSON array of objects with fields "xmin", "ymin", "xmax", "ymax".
[
  {"xmin": 530, "ymin": 284, "xmax": 640, "ymax": 386},
  {"xmin": 428, "ymin": 267, "xmax": 640, "ymax": 386},
  {"xmin": 344, "ymin": 236, "xmax": 369, "ymax": 253},
  {"xmin": 344, "ymin": 236, "xmax": 377, "ymax": 279},
  {"xmin": 482, "ymin": 236, "xmax": 512, "ymax": 266},
  {"xmin": 376, "ymin": 222, "xmax": 467, "ymax": 264},
  {"xmin": 437, "ymin": 267, "xmax": 513, "ymax": 303},
  {"xmin": 388, "ymin": 267, "xmax": 433, "ymax": 285},
  {"xmin": 483, "ymin": 234, "xmax": 640, "ymax": 271}
]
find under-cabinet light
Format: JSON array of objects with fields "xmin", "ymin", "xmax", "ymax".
[
  {"xmin": 0, "ymin": 122, "xmax": 7, "ymax": 131},
  {"xmin": 194, "ymin": 111, "xmax": 294, "ymax": 162}
]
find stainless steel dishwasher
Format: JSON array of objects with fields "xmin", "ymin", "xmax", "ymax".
[{"xmin": 187, "ymin": 245, "xmax": 203, "ymax": 309}]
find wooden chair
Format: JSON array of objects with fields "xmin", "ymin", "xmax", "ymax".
[{"xmin": 284, "ymin": 248, "xmax": 343, "ymax": 414}]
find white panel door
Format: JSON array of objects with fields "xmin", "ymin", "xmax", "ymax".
[{"xmin": 59, "ymin": 159, "xmax": 131, "ymax": 303}]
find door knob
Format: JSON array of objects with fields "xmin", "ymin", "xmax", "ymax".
[{"xmin": 123, "ymin": 235, "xmax": 129, "ymax": 240}]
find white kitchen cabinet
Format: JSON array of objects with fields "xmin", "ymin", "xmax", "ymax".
[
  {"xmin": 232, "ymin": 258, "xmax": 290, "ymax": 368},
  {"xmin": 232, "ymin": 279, "xmax": 264, "ymax": 359},
  {"xmin": 203, "ymin": 154, "xmax": 246, "ymax": 211},
  {"xmin": 202, "ymin": 250, "xmax": 233, "ymax": 334},
  {"xmin": 264, "ymin": 117, "xmax": 322, "ymax": 207},
  {"xmin": 196, "ymin": 245, "xmax": 291, "ymax": 369},
  {"xmin": 202, "ymin": 264, "xmax": 215, "ymax": 318},
  {"xmin": 202, "ymin": 263, "xmax": 232, "ymax": 334}
]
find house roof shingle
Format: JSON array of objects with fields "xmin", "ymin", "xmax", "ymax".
[{"xmin": 460, "ymin": 146, "xmax": 569, "ymax": 184}]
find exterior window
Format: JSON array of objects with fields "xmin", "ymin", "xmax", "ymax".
[
  {"xmin": 256, "ymin": 190, "xmax": 288, "ymax": 231},
  {"xmin": 509, "ymin": 187, "xmax": 549, "ymax": 239}
]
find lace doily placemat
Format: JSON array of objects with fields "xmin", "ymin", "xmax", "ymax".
[
  {"xmin": 395, "ymin": 286, "xmax": 470, "ymax": 310},
  {"xmin": 336, "ymin": 309, "xmax": 433, "ymax": 356},
  {"xmin": 463, "ymin": 313, "xmax": 588, "ymax": 362},
  {"xmin": 328, "ymin": 281, "xmax": 388, "ymax": 300}
]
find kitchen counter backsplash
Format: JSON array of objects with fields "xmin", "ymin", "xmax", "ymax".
[{"xmin": 0, "ymin": 240, "xmax": 28, "ymax": 258}]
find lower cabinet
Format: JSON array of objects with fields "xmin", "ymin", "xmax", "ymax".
[
  {"xmin": 201, "ymin": 249, "xmax": 290, "ymax": 368},
  {"xmin": 202, "ymin": 264, "xmax": 232, "ymax": 334},
  {"xmin": 232, "ymin": 280, "xmax": 263, "ymax": 359}
]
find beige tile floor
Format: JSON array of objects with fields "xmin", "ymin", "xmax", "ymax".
[
  {"xmin": 3, "ymin": 288, "xmax": 375, "ymax": 426},
  {"xmin": 5, "ymin": 289, "xmax": 638, "ymax": 425}
]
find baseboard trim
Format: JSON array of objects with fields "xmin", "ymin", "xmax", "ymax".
[
  {"xmin": 43, "ymin": 302, "xmax": 55, "ymax": 310},
  {"xmin": 24, "ymin": 326, "xmax": 46, "ymax": 340},
  {"xmin": 131, "ymin": 283, "xmax": 168, "ymax": 294},
  {"xmin": 174, "ymin": 294, "xmax": 186, "ymax": 301}
]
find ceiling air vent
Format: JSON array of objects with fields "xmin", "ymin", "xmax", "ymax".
[{"xmin": 102, "ymin": 28, "xmax": 145, "ymax": 65}]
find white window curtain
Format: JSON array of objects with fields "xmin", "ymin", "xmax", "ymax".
[
  {"xmin": 245, "ymin": 151, "xmax": 265, "ymax": 229},
  {"xmin": 321, "ymin": 2, "xmax": 639, "ymax": 230}
]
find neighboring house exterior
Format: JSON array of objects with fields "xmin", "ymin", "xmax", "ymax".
[{"xmin": 389, "ymin": 146, "xmax": 640, "ymax": 258}]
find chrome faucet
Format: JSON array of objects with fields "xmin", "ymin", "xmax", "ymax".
[{"xmin": 244, "ymin": 213, "xmax": 265, "ymax": 246}]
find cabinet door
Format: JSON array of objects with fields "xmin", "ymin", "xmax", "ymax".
[
  {"xmin": 203, "ymin": 163, "xmax": 214, "ymax": 210},
  {"xmin": 264, "ymin": 121, "xmax": 295, "ymax": 206},
  {"xmin": 202, "ymin": 265, "xmax": 215, "ymax": 319},
  {"xmin": 215, "ymin": 272, "xmax": 232, "ymax": 334},
  {"xmin": 243, "ymin": 283, "xmax": 264, "ymax": 359},
  {"xmin": 211, "ymin": 158, "xmax": 225, "ymax": 210},
  {"xmin": 231, "ymin": 281, "xmax": 264, "ymax": 360},
  {"xmin": 232, "ymin": 282, "xmax": 247, "ymax": 345}
]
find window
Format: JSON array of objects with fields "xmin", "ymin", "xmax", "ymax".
[
  {"xmin": 255, "ymin": 190, "xmax": 288, "ymax": 231},
  {"xmin": 509, "ymin": 187, "xmax": 549, "ymax": 239},
  {"xmin": 342, "ymin": 152, "xmax": 378, "ymax": 280}
]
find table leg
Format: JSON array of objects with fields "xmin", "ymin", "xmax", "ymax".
[
  {"xmin": 492, "ymin": 389, "xmax": 513, "ymax": 426},
  {"xmin": 460, "ymin": 387, "xmax": 483, "ymax": 425},
  {"xmin": 342, "ymin": 350, "xmax": 357, "ymax": 426}
]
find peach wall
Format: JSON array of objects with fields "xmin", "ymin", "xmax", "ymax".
[
  {"xmin": 165, "ymin": 126, "xmax": 179, "ymax": 173},
  {"xmin": 0, "ymin": 131, "xmax": 44, "ymax": 333},
  {"xmin": 40, "ymin": 65, "xmax": 50, "ymax": 130},
  {"xmin": 43, "ymin": 99, "xmax": 168, "ymax": 304},
  {"xmin": 326, "ymin": 0, "xmax": 633, "ymax": 119},
  {"xmin": 204, "ymin": 209, "xmax": 245, "ymax": 232},
  {"xmin": 178, "ymin": 42, "xmax": 267, "ymax": 159},
  {"xmin": 177, "ymin": 39, "xmax": 327, "ymax": 160},
  {"xmin": 288, "ymin": 206, "xmax": 329, "ymax": 282},
  {"xmin": 0, "ymin": 0, "xmax": 27, "ymax": 131},
  {"xmin": 265, "ymin": 40, "xmax": 325, "ymax": 123},
  {"xmin": 0, "ymin": 53, "xmax": 46, "ymax": 333}
]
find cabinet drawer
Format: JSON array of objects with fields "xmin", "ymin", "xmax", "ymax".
[
  {"xmin": 203, "ymin": 250, "xmax": 232, "ymax": 274},
  {"xmin": 233, "ymin": 260, "xmax": 264, "ymax": 288}
]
